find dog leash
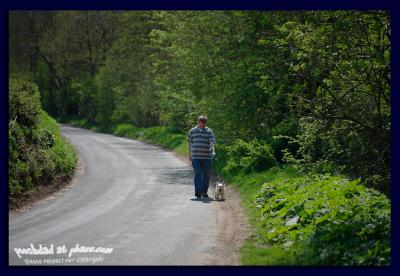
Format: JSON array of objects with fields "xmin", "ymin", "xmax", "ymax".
[{"xmin": 213, "ymin": 156, "xmax": 223, "ymax": 183}]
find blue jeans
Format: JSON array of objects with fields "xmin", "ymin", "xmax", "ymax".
[{"xmin": 191, "ymin": 159, "xmax": 211, "ymax": 195}]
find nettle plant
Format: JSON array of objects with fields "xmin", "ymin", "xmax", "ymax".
[{"xmin": 254, "ymin": 173, "xmax": 391, "ymax": 265}]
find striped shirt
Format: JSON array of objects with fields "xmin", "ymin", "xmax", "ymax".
[{"xmin": 187, "ymin": 126, "xmax": 216, "ymax": 160}]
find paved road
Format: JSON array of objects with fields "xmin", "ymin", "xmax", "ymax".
[{"xmin": 9, "ymin": 125, "xmax": 219, "ymax": 265}]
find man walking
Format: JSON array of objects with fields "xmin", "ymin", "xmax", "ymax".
[{"xmin": 187, "ymin": 115, "xmax": 216, "ymax": 198}]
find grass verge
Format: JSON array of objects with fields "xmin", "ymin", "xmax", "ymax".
[{"xmin": 229, "ymin": 166, "xmax": 390, "ymax": 266}]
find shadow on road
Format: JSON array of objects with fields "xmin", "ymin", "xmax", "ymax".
[
  {"xmin": 146, "ymin": 167, "xmax": 195, "ymax": 186},
  {"xmin": 190, "ymin": 197, "xmax": 214, "ymax": 203}
]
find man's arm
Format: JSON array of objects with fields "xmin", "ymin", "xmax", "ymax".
[
  {"xmin": 189, "ymin": 142, "xmax": 192, "ymax": 161},
  {"xmin": 187, "ymin": 130, "xmax": 192, "ymax": 161},
  {"xmin": 209, "ymin": 131, "xmax": 216, "ymax": 159},
  {"xmin": 210, "ymin": 141, "xmax": 216, "ymax": 159}
]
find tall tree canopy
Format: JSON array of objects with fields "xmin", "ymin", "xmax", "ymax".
[{"xmin": 9, "ymin": 10, "xmax": 391, "ymax": 194}]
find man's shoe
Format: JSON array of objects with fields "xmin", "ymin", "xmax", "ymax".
[
  {"xmin": 202, "ymin": 193, "xmax": 209, "ymax": 198},
  {"xmin": 195, "ymin": 192, "xmax": 201, "ymax": 198}
]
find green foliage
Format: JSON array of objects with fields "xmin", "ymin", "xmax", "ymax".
[
  {"xmin": 268, "ymin": 118, "xmax": 300, "ymax": 162},
  {"xmin": 9, "ymin": 10, "xmax": 390, "ymax": 192},
  {"xmin": 234, "ymin": 166, "xmax": 390, "ymax": 266},
  {"xmin": 70, "ymin": 76, "xmax": 97, "ymax": 125},
  {"xmin": 112, "ymin": 124, "xmax": 143, "ymax": 139},
  {"xmin": 224, "ymin": 139, "xmax": 276, "ymax": 175},
  {"xmin": 94, "ymin": 11, "xmax": 160, "ymax": 128},
  {"xmin": 38, "ymin": 111, "xmax": 77, "ymax": 177},
  {"xmin": 284, "ymin": 117, "xmax": 391, "ymax": 195},
  {"xmin": 32, "ymin": 128, "xmax": 55, "ymax": 148},
  {"xmin": 8, "ymin": 78, "xmax": 77, "ymax": 199},
  {"xmin": 69, "ymin": 118, "xmax": 91, "ymax": 129},
  {"xmin": 9, "ymin": 78, "xmax": 42, "ymax": 127},
  {"xmin": 112, "ymin": 124, "xmax": 187, "ymax": 153},
  {"xmin": 139, "ymin": 127, "xmax": 185, "ymax": 149}
]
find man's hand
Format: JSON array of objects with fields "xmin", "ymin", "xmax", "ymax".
[
  {"xmin": 189, "ymin": 155, "xmax": 192, "ymax": 161},
  {"xmin": 210, "ymin": 142, "xmax": 216, "ymax": 160}
]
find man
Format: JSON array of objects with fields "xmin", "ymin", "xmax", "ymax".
[{"xmin": 187, "ymin": 115, "xmax": 216, "ymax": 198}]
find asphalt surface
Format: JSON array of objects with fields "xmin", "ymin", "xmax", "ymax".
[{"xmin": 9, "ymin": 125, "xmax": 220, "ymax": 265}]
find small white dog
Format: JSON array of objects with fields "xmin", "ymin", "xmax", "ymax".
[{"xmin": 214, "ymin": 181, "xmax": 226, "ymax": 201}]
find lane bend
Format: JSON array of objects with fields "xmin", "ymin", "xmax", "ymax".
[{"xmin": 9, "ymin": 125, "xmax": 218, "ymax": 265}]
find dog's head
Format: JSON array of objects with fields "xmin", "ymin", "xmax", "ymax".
[{"xmin": 216, "ymin": 182, "xmax": 225, "ymax": 192}]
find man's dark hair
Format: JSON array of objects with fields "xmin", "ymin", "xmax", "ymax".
[{"xmin": 198, "ymin": 115, "xmax": 207, "ymax": 123}]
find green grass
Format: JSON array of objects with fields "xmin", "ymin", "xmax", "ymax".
[
  {"xmin": 111, "ymin": 124, "xmax": 189, "ymax": 158},
  {"xmin": 173, "ymin": 141, "xmax": 189, "ymax": 157},
  {"xmin": 38, "ymin": 111, "xmax": 77, "ymax": 178}
]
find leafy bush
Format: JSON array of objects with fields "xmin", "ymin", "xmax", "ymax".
[
  {"xmin": 224, "ymin": 139, "xmax": 276, "ymax": 175},
  {"xmin": 113, "ymin": 124, "xmax": 143, "ymax": 138},
  {"xmin": 32, "ymin": 128, "xmax": 55, "ymax": 148},
  {"xmin": 268, "ymin": 118, "xmax": 300, "ymax": 162},
  {"xmin": 9, "ymin": 78, "xmax": 41, "ymax": 127},
  {"xmin": 290, "ymin": 117, "xmax": 390, "ymax": 196},
  {"xmin": 69, "ymin": 118, "xmax": 91, "ymax": 129},
  {"xmin": 112, "ymin": 124, "xmax": 186, "ymax": 151},
  {"xmin": 8, "ymin": 78, "xmax": 77, "ymax": 199},
  {"xmin": 139, "ymin": 126, "xmax": 186, "ymax": 149},
  {"xmin": 245, "ymin": 167, "xmax": 391, "ymax": 265}
]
